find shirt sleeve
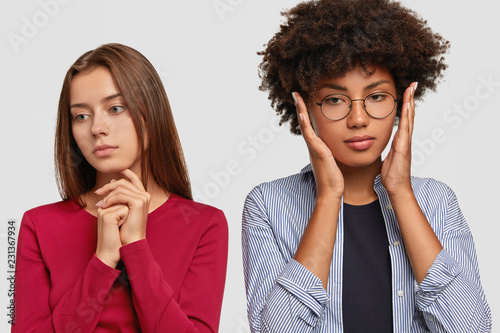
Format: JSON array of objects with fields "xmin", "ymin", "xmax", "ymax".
[
  {"xmin": 12, "ymin": 212, "xmax": 121, "ymax": 333},
  {"xmin": 242, "ymin": 187, "xmax": 329, "ymax": 333},
  {"xmin": 414, "ymin": 186, "xmax": 492, "ymax": 332},
  {"xmin": 119, "ymin": 209, "xmax": 228, "ymax": 333}
]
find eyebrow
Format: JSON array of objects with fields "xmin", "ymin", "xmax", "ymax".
[
  {"xmin": 69, "ymin": 93, "xmax": 123, "ymax": 110},
  {"xmin": 317, "ymin": 83, "xmax": 348, "ymax": 91},
  {"xmin": 317, "ymin": 80, "xmax": 392, "ymax": 92},
  {"xmin": 364, "ymin": 80, "xmax": 391, "ymax": 90}
]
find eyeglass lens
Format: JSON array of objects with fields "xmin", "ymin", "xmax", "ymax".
[{"xmin": 321, "ymin": 92, "xmax": 395, "ymax": 120}]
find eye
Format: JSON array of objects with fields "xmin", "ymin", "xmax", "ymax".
[
  {"xmin": 323, "ymin": 95, "xmax": 348, "ymax": 106},
  {"xmin": 74, "ymin": 114, "xmax": 89, "ymax": 122},
  {"xmin": 109, "ymin": 105, "xmax": 125, "ymax": 114},
  {"xmin": 367, "ymin": 93, "xmax": 389, "ymax": 103}
]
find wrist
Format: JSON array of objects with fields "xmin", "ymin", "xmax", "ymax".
[
  {"xmin": 385, "ymin": 178, "xmax": 412, "ymax": 195},
  {"xmin": 121, "ymin": 234, "xmax": 146, "ymax": 246},
  {"xmin": 95, "ymin": 251, "xmax": 119, "ymax": 268},
  {"xmin": 315, "ymin": 192, "xmax": 342, "ymax": 209},
  {"xmin": 387, "ymin": 187, "xmax": 415, "ymax": 204},
  {"xmin": 316, "ymin": 188, "xmax": 343, "ymax": 201}
]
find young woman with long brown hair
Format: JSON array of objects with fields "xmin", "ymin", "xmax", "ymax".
[{"xmin": 14, "ymin": 43, "xmax": 228, "ymax": 332}]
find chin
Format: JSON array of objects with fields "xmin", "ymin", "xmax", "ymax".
[
  {"xmin": 94, "ymin": 168, "xmax": 125, "ymax": 175},
  {"xmin": 335, "ymin": 155, "xmax": 382, "ymax": 169},
  {"xmin": 91, "ymin": 163, "xmax": 135, "ymax": 175}
]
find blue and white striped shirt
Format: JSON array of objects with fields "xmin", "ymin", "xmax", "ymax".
[{"xmin": 242, "ymin": 164, "xmax": 491, "ymax": 332}]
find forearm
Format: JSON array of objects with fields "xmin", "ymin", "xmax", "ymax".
[
  {"xmin": 122, "ymin": 233, "xmax": 226, "ymax": 333},
  {"xmin": 293, "ymin": 194, "xmax": 341, "ymax": 289},
  {"xmin": 14, "ymin": 213, "xmax": 121, "ymax": 332},
  {"xmin": 245, "ymin": 258, "xmax": 329, "ymax": 333},
  {"xmin": 262, "ymin": 270, "xmax": 327, "ymax": 333},
  {"xmin": 14, "ymin": 255, "xmax": 120, "ymax": 332},
  {"xmin": 243, "ymin": 190, "xmax": 330, "ymax": 333},
  {"xmin": 416, "ymin": 249, "xmax": 491, "ymax": 332},
  {"xmin": 388, "ymin": 190, "xmax": 442, "ymax": 284},
  {"xmin": 120, "ymin": 240, "xmax": 190, "ymax": 332}
]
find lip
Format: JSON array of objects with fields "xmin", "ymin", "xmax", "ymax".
[
  {"xmin": 344, "ymin": 135, "xmax": 375, "ymax": 150},
  {"xmin": 94, "ymin": 144, "xmax": 117, "ymax": 157}
]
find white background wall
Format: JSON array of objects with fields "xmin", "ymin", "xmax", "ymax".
[{"xmin": 1, "ymin": 0, "xmax": 498, "ymax": 331}]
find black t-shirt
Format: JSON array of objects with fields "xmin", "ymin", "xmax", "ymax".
[{"xmin": 342, "ymin": 200, "xmax": 393, "ymax": 332}]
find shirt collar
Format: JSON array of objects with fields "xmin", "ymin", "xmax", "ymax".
[
  {"xmin": 300, "ymin": 164, "xmax": 313, "ymax": 174},
  {"xmin": 374, "ymin": 173, "xmax": 383, "ymax": 188},
  {"xmin": 300, "ymin": 163, "xmax": 384, "ymax": 189}
]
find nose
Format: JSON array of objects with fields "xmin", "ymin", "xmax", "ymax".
[
  {"xmin": 91, "ymin": 111, "xmax": 110, "ymax": 136},
  {"xmin": 346, "ymin": 99, "xmax": 369, "ymax": 128}
]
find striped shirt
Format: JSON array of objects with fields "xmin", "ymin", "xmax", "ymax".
[{"xmin": 242, "ymin": 164, "xmax": 491, "ymax": 332}]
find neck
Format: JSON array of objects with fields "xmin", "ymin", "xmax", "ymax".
[{"xmin": 338, "ymin": 157, "xmax": 382, "ymax": 205}]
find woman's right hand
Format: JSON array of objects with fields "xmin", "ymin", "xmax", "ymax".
[
  {"xmin": 293, "ymin": 92, "xmax": 344, "ymax": 200},
  {"xmin": 292, "ymin": 92, "xmax": 343, "ymax": 289},
  {"xmin": 95, "ymin": 203, "xmax": 129, "ymax": 268}
]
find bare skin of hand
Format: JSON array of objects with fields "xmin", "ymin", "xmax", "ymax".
[
  {"xmin": 293, "ymin": 93, "xmax": 344, "ymax": 199},
  {"xmin": 94, "ymin": 169, "xmax": 151, "ymax": 268},
  {"xmin": 381, "ymin": 82, "xmax": 417, "ymax": 195},
  {"xmin": 95, "ymin": 169, "xmax": 151, "ymax": 246},
  {"xmin": 95, "ymin": 203, "xmax": 129, "ymax": 268},
  {"xmin": 292, "ymin": 92, "xmax": 343, "ymax": 290},
  {"xmin": 381, "ymin": 82, "xmax": 443, "ymax": 284}
]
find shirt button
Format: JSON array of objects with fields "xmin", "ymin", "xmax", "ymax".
[
  {"xmin": 393, "ymin": 240, "xmax": 400, "ymax": 246},
  {"xmin": 397, "ymin": 290, "xmax": 404, "ymax": 297},
  {"xmin": 386, "ymin": 203, "xmax": 393, "ymax": 210}
]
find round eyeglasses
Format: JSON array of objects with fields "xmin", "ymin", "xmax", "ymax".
[{"xmin": 311, "ymin": 92, "xmax": 398, "ymax": 121}]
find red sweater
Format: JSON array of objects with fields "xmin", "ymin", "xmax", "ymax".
[{"xmin": 13, "ymin": 194, "xmax": 228, "ymax": 332}]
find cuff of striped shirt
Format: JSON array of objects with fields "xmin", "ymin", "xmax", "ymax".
[
  {"xmin": 275, "ymin": 259, "xmax": 329, "ymax": 318},
  {"xmin": 414, "ymin": 248, "xmax": 461, "ymax": 309}
]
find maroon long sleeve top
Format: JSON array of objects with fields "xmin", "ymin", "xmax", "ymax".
[{"xmin": 13, "ymin": 194, "xmax": 228, "ymax": 332}]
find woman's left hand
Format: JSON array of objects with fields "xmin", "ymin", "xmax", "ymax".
[
  {"xmin": 95, "ymin": 169, "xmax": 151, "ymax": 246},
  {"xmin": 381, "ymin": 82, "xmax": 418, "ymax": 196}
]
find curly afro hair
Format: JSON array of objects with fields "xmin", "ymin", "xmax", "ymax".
[{"xmin": 258, "ymin": 0, "xmax": 450, "ymax": 134}]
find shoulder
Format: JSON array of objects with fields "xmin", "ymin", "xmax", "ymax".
[
  {"xmin": 246, "ymin": 164, "xmax": 315, "ymax": 203},
  {"xmin": 243, "ymin": 166, "xmax": 316, "ymax": 228},
  {"xmin": 159, "ymin": 194, "xmax": 227, "ymax": 230},
  {"xmin": 409, "ymin": 177, "xmax": 471, "ymax": 236},
  {"xmin": 410, "ymin": 176, "xmax": 455, "ymax": 201},
  {"xmin": 408, "ymin": 177, "xmax": 458, "ymax": 214},
  {"xmin": 19, "ymin": 200, "xmax": 85, "ymax": 239},
  {"xmin": 23, "ymin": 200, "xmax": 80, "ymax": 222}
]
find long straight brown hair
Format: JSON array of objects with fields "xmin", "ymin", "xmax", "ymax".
[{"xmin": 55, "ymin": 43, "xmax": 192, "ymax": 206}]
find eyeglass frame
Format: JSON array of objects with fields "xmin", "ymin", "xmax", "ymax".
[{"xmin": 310, "ymin": 91, "xmax": 398, "ymax": 121}]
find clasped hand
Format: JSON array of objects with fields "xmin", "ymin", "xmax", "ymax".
[{"xmin": 94, "ymin": 169, "xmax": 151, "ymax": 268}]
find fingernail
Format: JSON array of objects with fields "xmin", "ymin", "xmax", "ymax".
[
  {"xmin": 291, "ymin": 92, "xmax": 298, "ymax": 106},
  {"xmin": 415, "ymin": 82, "xmax": 419, "ymax": 92},
  {"xmin": 94, "ymin": 188, "xmax": 102, "ymax": 194},
  {"xmin": 299, "ymin": 114, "xmax": 303, "ymax": 122},
  {"xmin": 95, "ymin": 200, "xmax": 103, "ymax": 207},
  {"xmin": 110, "ymin": 179, "xmax": 116, "ymax": 183}
]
